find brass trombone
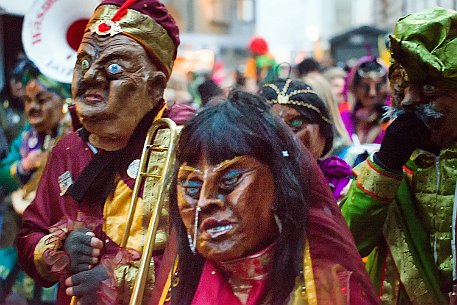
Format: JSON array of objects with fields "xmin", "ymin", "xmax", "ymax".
[
  {"xmin": 124, "ymin": 118, "xmax": 180, "ymax": 305},
  {"xmin": 70, "ymin": 118, "xmax": 179, "ymax": 305}
]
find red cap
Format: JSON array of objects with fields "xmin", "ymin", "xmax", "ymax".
[{"xmin": 248, "ymin": 36, "xmax": 269, "ymax": 55}]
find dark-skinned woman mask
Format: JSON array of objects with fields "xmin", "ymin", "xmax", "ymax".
[{"xmin": 160, "ymin": 90, "xmax": 378, "ymax": 305}]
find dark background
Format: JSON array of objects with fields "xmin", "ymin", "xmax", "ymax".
[{"xmin": 0, "ymin": 14, "xmax": 24, "ymax": 90}]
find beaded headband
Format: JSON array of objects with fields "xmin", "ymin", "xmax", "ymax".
[{"xmin": 264, "ymin": 79, "xmax": 332, "ymax": 124}]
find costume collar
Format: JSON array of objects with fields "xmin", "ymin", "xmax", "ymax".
[
  {"xmin": 218, "ymin": 242, "xmax": 275, "ymax": 281},
  {"xmin": 69, "ymin": 101, "xmax": 166, "ymax": 203}
]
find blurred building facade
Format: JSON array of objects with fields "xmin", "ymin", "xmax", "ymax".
[
  {"xmin": 326, "ymin": 0, "xmax": 457, "ymax": 66},
  {"xmin": 164, "ymin": 0, "xmax": 256, "ymax": 73},
  {"xmin": 1, "ymin": 0, "xmax": 457, "ymax": 88},
  {"xmin": 331, "ymin": 0, "xmax": 457, "ymax": 37},
  {"xmin": 0, "ymin": 0, "xmax": 259, "ymax": 88},
  {"xmin": 373, "ymin": 0, "xmax": 457, "ymax": 30}
]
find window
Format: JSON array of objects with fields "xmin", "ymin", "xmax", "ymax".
[
  {"xmin": 237, "ymin": 0, "xmax": 255, "ymax": 23},
  {"xmin": 209, "ymin": 0, "xmax": 231, "ymax": 25}
]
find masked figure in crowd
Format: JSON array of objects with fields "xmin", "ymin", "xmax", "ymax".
[
  {"xmin": 340, "ymin": 7, "xmax": 457, "ymax": 304},
  {"xmin": 0, "ymin": 56, "xmax": 36, "ymax": 145},
  {"xmin": 322, "ymin": 67, "xmax": 347, "ymax": 108},
  {"xmin": 303, "ymin": 73, "xmax": 352, "ymax": 157},
  {"xmin": 17, "ymin": 0, "xmax": 180, "ymax": 304},
  {"xmin": 341, "ymin": 56, "xmax": 388, "ymax": 145},
  {"xmin": 155, "ymin": 90, "xmax": 377, "ymax": 304},
  {"xmin": 9, "ymin": 73, "xmax": 71, "ymax": 203},
  {"xmin": 0, "ymin": 58, "xmax": 40, "ymax": 193},
  {"xmin": 259, "ymin": 78, "xmax": 352, "ymax": 202},
  {"xmin": 0, "ymin": 70, "xmax": 71, "ymax": 304}
]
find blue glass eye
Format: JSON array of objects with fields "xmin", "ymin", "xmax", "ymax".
[
  {"xmin": 182, "ymin": 180, "xmax": 202, "ymax": 199},
  {"xmin": 107, "ymin": 63, "xmax": 123, "ymax": 75},
  {"xmin": 81, "ymin": 59, "xmax": 90, "ymax": 70},
  {"xmin": 186, "ymin": 187, "xmax": 200, "ymax": 197}
]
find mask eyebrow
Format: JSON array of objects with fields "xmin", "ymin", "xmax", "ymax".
[
  {"xmin": 97, "ymin": 52, "xmax": 131, "ymax": 65},
  {"xmin": 212, "ymin": 156, "xmax": 243, "ymax": 172},
  {"xmin": 36, "ymin": 91, "xmax": 56, "ymax": 98},
  {"xmin": 178, "ymin": 156, "xmax": 254, "ymax": 179},
  {"xmin": 179, "ymin": 165, "xmax": 203, "ymax": 175},
  {"xmin": 77, "ymin": 41, "xmax": 98, "ymax": 60}
]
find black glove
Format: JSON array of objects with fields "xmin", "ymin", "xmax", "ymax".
[
  {"xmin": 64, "ymin": 229, "xmax": 99, "ymax": 273},
  {"xmin": 375, "ymin": 111, "xmax": 431, "ymax": 172},
  {"xmin": 67, "ymin": 264, "xmax": 108, "ymax": 305}
]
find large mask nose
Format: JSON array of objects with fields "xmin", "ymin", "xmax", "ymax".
[
  {"xmin": 400, "ymin": 84, "xmax": 423, "ymax": 110},
  {"xmin": 197, "ymin": 182, "xmax": 225, "ymax": 212},
  {"xmin": 82, "ymin": 64, "xmax": 104, "ymax": 84},
  {"xmin": 368, "ymin": 83, "xmax": 378, "ymax": 97},
  {"xmin": 27, "ymin": 98, "xmax": 42, "ymax": 112}
]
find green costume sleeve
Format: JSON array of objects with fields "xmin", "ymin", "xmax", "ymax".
[{"xmin": 340, "ymin": 156, "xmax": 402, "ymax": 257}]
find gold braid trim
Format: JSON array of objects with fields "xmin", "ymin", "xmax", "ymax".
[
  {"xmin": 266, "ymin": 99, "xmax": 333, "ymax": 124},
  {"xmin": 86, "ymin": 5, "xmax": 176, "ymax": 78},
  {"xmin": 303, "ymin": 236, "xmax": 318, "ymax": 305},
  {"xmin": 263, "ymin": 83, "xmax": 281, "ymax": 95},
  {"xmin": 158, "ymin": 257, "xmax": 179, "ymax": 305},
  {"xmin": 384, "ymin": 203, "xmax": 437, "ymax": 305},
  {"xmin": 264, "ymin": 80, "xmax": 332, "ymax": 124},
  {"xmin": 282, "ymin": 78, "xmax": 292, "ymax": 95},
  {"xmin": 353, "ymin": 158, "xmax": 402, "ymax": 201},
  {"xmin": 33, "ymin": 234, "xmax": 58, "ymax": 282},
  {"xmin": 111, "ymin": 258, "xmax": 156, "ymax": 304}
]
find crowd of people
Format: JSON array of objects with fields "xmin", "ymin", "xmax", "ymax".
[{"xmin": 0, "ymin": 1, "xmax": 456, "ymax": 304}]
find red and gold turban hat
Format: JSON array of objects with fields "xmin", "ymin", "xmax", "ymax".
[{"xmin": 85, "ymin": 0, "xmax": 180, "ymax": 79}]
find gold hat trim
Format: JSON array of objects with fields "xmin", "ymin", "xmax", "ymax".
[{"xmin": 86, "ymin": 5, "xmax": 176, "ymax": 78}]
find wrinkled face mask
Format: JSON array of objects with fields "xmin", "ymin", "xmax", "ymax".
[
  {"xmin": 177, "ymin": 155, "xmax": 278, "ymax": 262},
  {"xmin": 402, "ymin": 81, "xmax": 457, "ymax": 148},
  {"xmin": 73, "ymin": 32, "xmax": 163, "ymax": 151}
]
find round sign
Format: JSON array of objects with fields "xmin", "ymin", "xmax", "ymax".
[{"xmin": 22, "ymin": 0, "xmax": 100, "ymax": 83}]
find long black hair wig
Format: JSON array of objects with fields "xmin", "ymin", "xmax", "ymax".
[{"xmin": 169, "ymin": 90, "xmax": 314, "ymax": 305}]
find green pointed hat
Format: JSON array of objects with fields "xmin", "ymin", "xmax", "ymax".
[{"xmin": 390, "ymin": 7, "xmax": 457, "ymax": 84}]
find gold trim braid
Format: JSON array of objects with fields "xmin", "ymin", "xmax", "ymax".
[
  {"xmin": 303, "ymin": 237, "xmax": 318, "ymax": 305},
  {"xmin": 33, "ymin": 234, "xmax": 58, "ymax": 282},
  {"xmin": 384, "ymin": 203, "xmax": 437, "ymax": 305}
]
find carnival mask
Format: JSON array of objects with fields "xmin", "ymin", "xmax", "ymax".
[
  {"xmin": 72, "ymin": 33, "xmax": 165, "ymax": 151},
  {"xmin": 271, "ymin": 104, "xmax": 325, "ymax": 159},
  {"xmin": 401, "ymin": 81, "xmax": 457, "ymax": 148},
  {"xmin": 177, "ymin": 155, "xmax": 278, "ymax": 262},
  {"xmin": 24, "ymin": 79, "xmax": 64, "ymax": 134}
]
